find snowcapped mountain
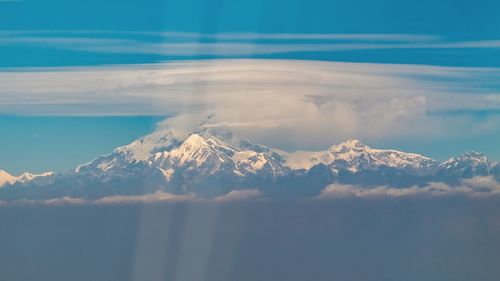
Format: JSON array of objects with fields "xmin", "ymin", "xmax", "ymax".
[
  {"xmin": 151, "ymin": 133, "xmax": 288, "ymax": 177},
  {"xmin": 148, "ymin": 133, "xmax": 290, "ymax": 195},
  {"xmin": 436, "ymin": 151, "xmax": 496, "ymax": 184},
  {"xmin": 285, "ymin": 139, "xmax": 437, "ymax": 174},
  {"xmin": 15, "ymin": 172, "xmax": 54, "ymax": 184},
  {"xmin": 0, "ymin": 170, "xmax": 54, "ymax": 188},
  {"xmin": 439, "ymin": 152, "xmax": 492, "ymax": 175},
  {"xmin": 75, "ymin": 127, "xmax": 180, "ymax": 175},
  {"xmin": 0, "ymin": 126, "xmax": 498, "ymax": 201},
  {"xmin": 0, "ymin": 170, "xmax": 16, "ymax": 187}
]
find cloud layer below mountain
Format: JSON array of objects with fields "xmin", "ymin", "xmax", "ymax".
[
  {"xmin": 1, "ymin": 176, "xmax": 499, "ymax": 206},
  {"xmin": 320, "ymin": 176, "xmax": 500, "ymax": 199},
  {"xmin": 0, "ymin": 190, "xmax": 265, "ymax": 206}
]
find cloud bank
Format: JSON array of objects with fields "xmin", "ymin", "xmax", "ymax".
[
  {"xmin": 2, "ymin": 176, "xmax": 499, "ymax": 206},
  {"xmin": 320, "ymin": 176, "xmax": 500, "ymax": 199},
  {"xmin": 1, "ymin": 59, "xmax": 499, "ymax": 150},
  {"xmin": 0, "ymin": 189, "xmax": 265, "ymax": 206}
]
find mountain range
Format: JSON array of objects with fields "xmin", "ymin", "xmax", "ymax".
[{"xmin": 1, "ymin": 126, "xmax": 499, "ymax": 201}]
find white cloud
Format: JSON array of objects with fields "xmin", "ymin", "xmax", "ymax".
[
  {"xmin": 2, "ymin": 177, "xmax": 499, "ymax": 205},
  {"xmin": 0, "ymin": 30, "xmax": 438, "ymax": 41},
  {"xmin": 6, "ymin": 39, "xmax": 500, "ymax": 57},
  {"xmin": 1, "ymin": 192, "xmax": 197, "ymax": 206},
  {"xmin": 2, "ymin": 31, "xmax": 500, "ymax": 56},
  {"xmin": 0, "ymin": 189, "xmax": 266, "ymax": 205},
  {"xmin": 93, "ymin": 191, "xmax": 197, "ymax": 204},
  {"xmin": 319, "ymin": 176, "xmax": 500, "ymax": 199},
  {"xmin": 462, "ymin": 176, "xmax": 500, "ymax": 190},
  {"xmin": 42, "ymin": 197, "xmax": 88, "ymax": 205},
  {"xmin": 485, "ymin": 94, "xmax": 500, "ymax": 103},
  {"xmin": 1, "ymin": 59, "xmax": 499, "ymax": 149},
  {"xmin": 203, "ymin": 33, "xmax": 438, "ymax": 42},
  {"xmin": 213, "ymin": 189, "xmax": 263, "ymax": 202}
]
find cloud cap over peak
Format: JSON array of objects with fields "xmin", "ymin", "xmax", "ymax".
[{"xmin": 1, "ymin": 59, "xmax": 500, "ymax": 153}]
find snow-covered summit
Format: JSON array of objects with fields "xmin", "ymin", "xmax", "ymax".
[
  {"xmin": 285, "ymin": 139, "xmax": 437, "ymax": 173},
  {"xmin": 0, "ymin": 170, "xmax": 54, "ymax": 187},
  {"xmin": 334, "ymin": 140, "xmax": 436, "ymax": 172},
  {"xmin": 151, "ymin": 132, "xmax": 288, "ymax": 178},
  {"xmin": 75, "ymin": 126, "xmax": 181, "ymax": 174},
  {"xmin": 442, "ymin": 151, "xmax": 489, "ymax": 167},
  {"xmin": 1, "ymin": 125, "xmax": 499, "ymax": 201},
  {"xmin": 439, "ymin": 151, "xmax": 493, "ymax": 177},
  {"xmin": 0, "ymin": 170, "xmax": 16, "ymax": 187},
  {"xmin": 15, "ymin": 172, "xmax": 54, "ymax": 184},
  {"xmin": 154, "ymin": 133, "xmax": 235, "ymax": 167},
  {"xmin": 113, "ymin": 126, "xmax": 180, "ymax": 162}
]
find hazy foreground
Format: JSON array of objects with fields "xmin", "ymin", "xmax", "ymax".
[{"xmin": 1, "ymin": 196, "xmax": 500, "ymax": 281}]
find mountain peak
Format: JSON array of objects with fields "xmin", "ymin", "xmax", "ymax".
[
  {"xmin": 444, "ymin": 151, "xmax": 488, "ymax": 164},
  {"xmin": 0, "ymin": 170, "xmax": 12, "ymax": 176},
  {"xmin": 183, "ymin": 133, "xmax": 208, "ymax": 147},
  {"xmin": 341, "ymin": 139, "xmax": 365, "ymax": 147},
  {"xmin": 329, "ymin": 139, "xmax": 368, "ymax": 154},
  {"xmin": 1, "ymin": 125, "xmax": 499, "ymax": 201},
  {"xmin": 114, "ymin": 126, "xmax": 179, "ymax": 161},
  {"xmin": 0, "ymin": 170, "xmax": 16, "ymax": 187}
]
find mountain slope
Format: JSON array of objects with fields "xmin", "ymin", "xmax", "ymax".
[
  {"xmin": 436, "ymin": 151, "xmax": 496, "ymax": 184},
  {"xmin": 0, "ymin": 127, "xmax": 498, "ymax": 201},
  {"xmin": 150, "ymin": 133, "xmax": 290, "ymax": 196},
  {"xmin": 75, "ymin": 127, "xmax": 180, "ymax": 176},
  {"xmin": 0, "ymin": 170, "xmax": 54, "ymax": 188},
  {"xmin": 285, "ymin": 139, "xmax": 437, "ymax": 174},
  {"xmin": 0, "ymin": 170, "xmax": 16, "ymax": 187}
]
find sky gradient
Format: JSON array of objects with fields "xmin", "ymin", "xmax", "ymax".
[{"xmin": 0, "ymin": 0, "xmax": 499, "ymax": 174}]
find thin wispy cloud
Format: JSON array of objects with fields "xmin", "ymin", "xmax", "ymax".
[
  {"xmin": 0, "ymin": 30, "xmax": 438, "ymax": 42},
  {"xmin": 1, "ymin": 31, "xmax": 500, "ymax": 57}
]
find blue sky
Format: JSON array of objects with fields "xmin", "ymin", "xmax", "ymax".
[
  {"xmin": 1, "ymin": 0, "xmax": 500, "ymax": 174},
  {"xmin": 0, "ymin": 116, "xmax": 165, "ymax": 174},
  {"xmin": 2, "ymin": 0, "xmax": 500, "ymax": 67}
]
